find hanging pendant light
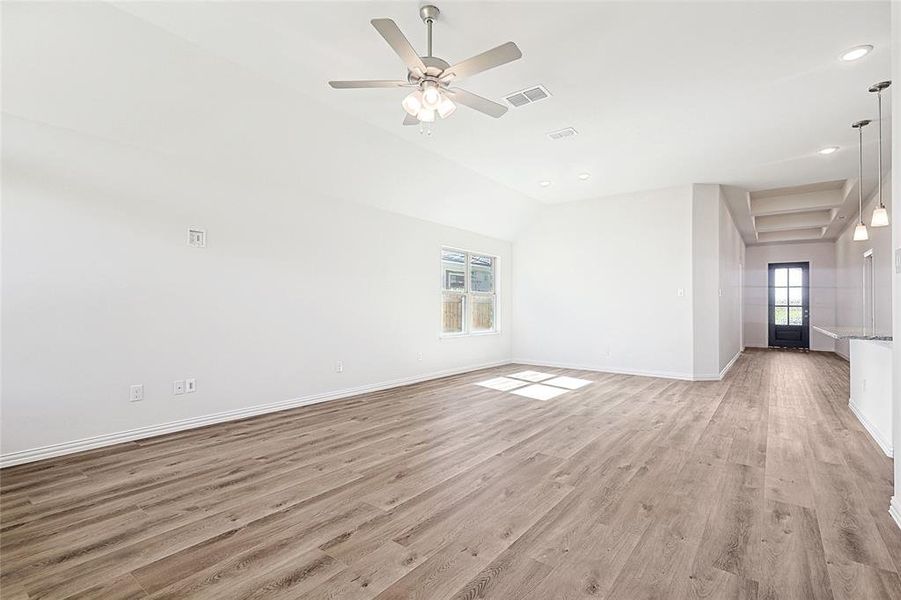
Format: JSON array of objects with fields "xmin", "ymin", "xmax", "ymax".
[
  {"xmin": 852, "ymin": 119, "xmax": 871, "ymax": 241},
  {"xmin": 868, "ymin": 80, "xmax": 892, "ymax": 227}
]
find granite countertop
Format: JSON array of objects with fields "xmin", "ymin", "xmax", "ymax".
[{"xmin": 812, "ymin": 325, "xmax": 893, "ymax": 341}]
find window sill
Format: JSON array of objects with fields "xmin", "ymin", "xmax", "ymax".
[{"xmin": 439, "ymin": 330, "xmax": 501, "ymax": 339}]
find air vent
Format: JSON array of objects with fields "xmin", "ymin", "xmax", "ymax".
[
  {"xmin": 505, "ymin": 85, "xmax": 551, "ymax": 108},
  {"xmin": 547, "ymin": 127, "xmax": 578, "ymax": 141}
]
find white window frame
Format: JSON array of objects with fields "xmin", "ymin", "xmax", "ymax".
[{"xmin": 440, "ymin": 247, "xmax": 499, "ymax": 338}]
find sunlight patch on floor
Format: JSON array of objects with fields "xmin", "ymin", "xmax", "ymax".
[{"xmin": 474, "ymin": 371, "xmax": 593, "ymax": 401}]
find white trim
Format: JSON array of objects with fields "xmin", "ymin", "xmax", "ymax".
[
  {"xmin": 890, "ymin": 497, "xmax": 901, "ymax": 532},
  {"xmin": 849, "ymin": 398, "xmax": 893, "ymax": 458},
  {"xmin": 514, "ymin": 352, "xmax": 744, "ymax": 383},
  {"xmin": 718, "ymin": 350, "xmax": 742, "ymax": 380},
  {"xmin": 0, "ymin": 359, "xmax": 511, "ymax": 468},
  {"xmin": 513, "ymin": 358, "xmax": 695, "ymax": 381}
]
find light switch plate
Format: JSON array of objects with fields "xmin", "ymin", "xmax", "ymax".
[
  {"xmin": 186, "ymin": 378, "xmax": 196, "ymax": 393},
  {"xmin": 188, "ymin": 228, "xmax": 206, "ymax": 248}
]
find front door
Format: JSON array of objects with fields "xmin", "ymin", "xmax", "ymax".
[{"xmin": 768, "ymin": 262, "xmax": 810, "ymax": 349}]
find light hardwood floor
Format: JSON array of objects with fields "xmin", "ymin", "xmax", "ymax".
[{"xmin": 2, "ymin": 349, "xmax": 900, "ymax": 599}]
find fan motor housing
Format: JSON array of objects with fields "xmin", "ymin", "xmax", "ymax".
[{"xmin": 408, "ymin": 57, "xmax": 450, "ymax": 83}]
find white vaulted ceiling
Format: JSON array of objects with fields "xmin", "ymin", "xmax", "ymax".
[{"xmin": 2, "ymin": 1, "xmax": 893, "ymax": 240}]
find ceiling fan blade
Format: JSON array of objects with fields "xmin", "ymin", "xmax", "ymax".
[
  {"xmin": 403, "ymin": 114, "xmax": 419, "ymax": 126},
  {"xmin": 441, "ymin": 42, "xmax": 522, "ymax": 81},
  {"xmin": 446, "ymin": 88, "xmax": 508, "ymax": 118},
  {"xmin": 371, "ymin": 19, "xmax": 426, "ymax": 73},
  {"xmin": 328, "ymin": 80, "xmax": 409, "ymax": 89}
]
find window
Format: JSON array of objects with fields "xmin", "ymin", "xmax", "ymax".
[{"xmin": 441, "ymin": 248, "xmax": 497, "ymax": 335}]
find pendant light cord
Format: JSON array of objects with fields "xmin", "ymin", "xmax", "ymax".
[
  {"xmin": 877, "ymin": 90, "xmax": 884, "ymax": 209},
  {"xmin": 858, "ymin": 125, "xmax": 864, "ymax": 224}
]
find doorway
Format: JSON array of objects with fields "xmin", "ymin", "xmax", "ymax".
[{"xmin": 768, "ymin": 262, "xmax": 810, "ymax": 349}]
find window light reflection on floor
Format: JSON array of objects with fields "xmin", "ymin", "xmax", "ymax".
[{"xmin": 474, "ymin": 371, "xmax": 592, "ymax": 401}]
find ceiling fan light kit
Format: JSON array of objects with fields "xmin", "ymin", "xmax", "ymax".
[{"xmin": 328, "ymin": 4, "xmax": 522, "ymax": 129}]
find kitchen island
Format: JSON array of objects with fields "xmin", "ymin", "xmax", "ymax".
[{"xmin": 813, "ymin": 325, "xmax": 893, "ymax": 457}]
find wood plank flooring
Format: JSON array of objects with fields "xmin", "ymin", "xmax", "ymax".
[{"xmin": 2, "ymin": 349, "xmax": 900, "ymax": 599}]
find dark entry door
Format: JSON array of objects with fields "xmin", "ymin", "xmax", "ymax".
[{"xmin": 768, "ymin": 262, "xmax": 810, "ymax": 349}]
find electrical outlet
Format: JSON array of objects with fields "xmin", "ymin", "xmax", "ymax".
[
  {"xmin": 174, "ymin": 380, "xmax": 185, "ymax": 395},
  {"xmin": 677, "ymin": 288, "xmax": 685, "ymax": 297},
  {"xmin": 336, "ymin": 360, "xmax": 344, "ymax": 373},
  {"xmin": 130, "ymin": 384, "xmax": 144, "ymax": 403},
  {"xmin": 417, "ymin": 352, "xmax": 423, "ymax": 361},
  {"xmin": 186, "ymin": 378, "xmax": 196, "ymax": 393}
]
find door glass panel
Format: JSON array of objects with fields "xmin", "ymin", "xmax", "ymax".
[
  {"xmin": 775, "ymin": 288, "xmax": 788, "ymax": 305},
  {"xmin": 789, "ymin": 287, "xmax": 802, "ymax": 306},
  {"xmin": 789, "ymin": 268, "xmax": 802, "ymax": 286},
  {"xmin": 788, "ymin": 307, "xmax": 802, "ymax": 325},
  {"xmin": 774, "ymin": 306, "xmax": 788, "ymax": 325},
  {"xmin": 774, "ymin": 268, "xmax": 788, "ymax": 287}
]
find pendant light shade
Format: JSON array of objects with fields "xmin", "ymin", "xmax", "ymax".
[
  {"xmin": 851, "ymin": 119, "xmax": 871, "ymax": 242},
  {"xmin": 871, "ymin": 206, "xmax": 889, "ymax": 227},
  {"xmin": 869, "ymin": 80, "xmax": 892, "ymax": 227}
]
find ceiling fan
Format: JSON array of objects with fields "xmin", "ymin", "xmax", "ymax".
[{"xmin": 328, "ymin": 5, "xmax": 522, "ymax": 127}]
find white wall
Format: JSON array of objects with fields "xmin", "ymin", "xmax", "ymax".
[
  {"xmin": 718, "ymin": 190, "xmax": 745, "ymax": 370},
  {"xmin": 512, "ymin": 185, "xmax": 696, "ymax": 379},
  {"xmin": 744, "ymin": 242, "xmax": 837, "ymax": 352},
  {"xmin": 691, "ymin": 184, "xmax": 721, "ymax": 379},
  {"xmin": 891, "ymin": 0, "xmax": 901, "ymax": 527},
  {"xmin": 512, "ymin": 184, "xmax": 744, "ymax": 381},
  {"xmin": 849, "ymin": 339, "xmax": 893, "ymax": 456},
  {"xmin": 835, "ymin": 175, "xmax": 894, "ymax": 359},
  {"xmin": 1, "ymin": 119, "xmax": 513, "ymax": 460}
]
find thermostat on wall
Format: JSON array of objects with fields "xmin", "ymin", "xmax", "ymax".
[{"xmin": 188, "ymin": 228, "xmax": 206, "ymax": 248}]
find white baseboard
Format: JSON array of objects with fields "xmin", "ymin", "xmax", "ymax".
[
  {"xmin": 0, "ymin": 359, "xmax": 511, "ymax": 469},
  {"xmin": 514, "ymin": 351, "xmax": 744, "ymax": 383},
  {"xmin": 849, "ymin": 399, "xmax": 893, "ymax": 458},
  {"xmin": 692, "ymin": 350, "xmax": 743, "ymax": 381},
  {"xmin": 513, "ymin": 358, "xmax": 694, "ymax": 382},
  {"xmin": 890, "ymin": 497, "xmax": 901, "ymax": 532},
  {"xmin": 719, "ymin": 350, "xmax": 741, "ymax": 379}
]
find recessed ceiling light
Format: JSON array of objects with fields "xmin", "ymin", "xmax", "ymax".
[
  {"xmin": 539, "ymin": 180, "xmax": 552, "ymax": 187},
  {"xmin": 577, "ymin": 172, "xmax": 591, "ymax": 180},
  {"xmin": 840, "ymin": 45, "xmax": 873, "ymax": 61},
  {"xmin": 818, "ymin": 146, "xmax": 839, "ymax": 155}
]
